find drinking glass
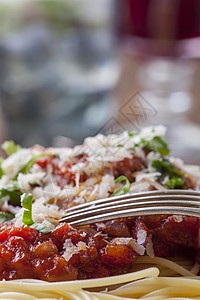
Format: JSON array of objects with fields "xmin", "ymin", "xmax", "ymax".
[{"xmin": 115, "ymin": 0, "xmax": 200, "ymax": 163}]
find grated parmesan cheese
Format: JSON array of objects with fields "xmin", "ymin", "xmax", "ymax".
[
  {"xmin": 0, "ymin": 125, "xmax": 199, "ymax": 228},
  {"xmin": 62, "ymin": 239, "xmax": 87, "ymax": 262},
  {"xmin": 18, "ymin": 172, "xmax": 45, "ymax": 192},
  {"xmin": 137, "ymin": 229, "xmax": 147, "ymax": 245},
  {"xmin": 112, "ymin": 237, "xmax": 145, "ymax": 256},
  {"xmin": 146, "ymin": 235, "xmax": 155, "ymax": 257}
]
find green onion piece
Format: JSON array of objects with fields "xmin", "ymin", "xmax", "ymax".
[
  {"xmin": 164, "ymin": 177, "xmax": 185, "ymax": 189},
  {"xmin": 21, "ymin": 193, "xmax": 34, "ymax": 226},
  {"xmin": 111, "ymin": 175, "xmax": 130, "ymax": 196},
  {"xmin": 20, "ymin": 194, "xmax": 53, "ymax": 233}
]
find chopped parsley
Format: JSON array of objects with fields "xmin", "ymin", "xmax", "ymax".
[
  {"xmin": 0, "ymin": 183, "xmax": 22, "ymax": 206},
  {"xmin": 152, "ymin": 159, "xmax": 185, "ymax": 178},
  {"xmin": 152, "ymin": 158, "xmax": 185, "ymax": 189},
  {"xmin": 138, "ymin": 136, "xmax": 170, "ymax": 156}
]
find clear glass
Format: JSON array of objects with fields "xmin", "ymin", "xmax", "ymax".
[{"xmin": 137, "ymin": 57, "xmax": 200, "ymax": 164}]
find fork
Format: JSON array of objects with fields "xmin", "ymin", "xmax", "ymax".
[{"xmin": 59, "ymin": 190, "xmax": 200, "ymax": 227}]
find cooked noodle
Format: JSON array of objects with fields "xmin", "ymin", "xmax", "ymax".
[
  {"xmin": 0, "ymin": 126, "xmax": 200, "ymax": 299},
  {"xmin": 1, "ymin": 260, "xmax": 200, "ymax": 299}
]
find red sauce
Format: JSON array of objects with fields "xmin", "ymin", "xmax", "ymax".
[
  {"xmin": 1, "ymin": 154, "xmax": 196, "ymax": 281},
  {"xmin": 35, "ymin": 155, "xmax": 88, "ymax": 188},
  {"xmin": 0, "ymin": 216, "xmax": 199, "ymax": 282},
  {"xmin": 104, "ymin": 156, "xmax": 146, "ymax": 182},
  {"xmin": 36, "ymin": 155, "xmax": 146, "ymax": 188}
]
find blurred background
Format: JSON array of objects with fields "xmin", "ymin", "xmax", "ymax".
[{"xmin": 0, "ymin": 0, "xmax": 200, "ymax": 164}]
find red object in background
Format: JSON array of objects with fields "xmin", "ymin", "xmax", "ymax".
[
  {"xmin": 177, "ymin": 0, "xmax": 200, "ymax": 39},
  {"xmin": 115, "ymin": 0, "xmax": 200, "ymax": 57},
  {"xmin": 116, "ymin": 0, "xmax": 151, "ymax": 39},
  {"xmin": 117, "ymin": 0, "xmax": 200, "ymax": 40}
]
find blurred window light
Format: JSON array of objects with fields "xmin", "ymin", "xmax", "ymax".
[{"xmin": 0, "ymin": 0, "xmax": 117, "ymax": 147}]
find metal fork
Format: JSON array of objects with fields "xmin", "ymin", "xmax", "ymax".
[{"xmin": 59, "ymin": 190, "xmax": 200, "ymax": 227}]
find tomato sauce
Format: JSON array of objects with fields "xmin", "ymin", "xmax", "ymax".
[
  {"xmin": 36, "ymin": 155, "xmax": 146, "ymax": 187},
  {"xmin": 0, "ymin": 215, "xmax": 199, "ymax": 282},
  {"xmin": 0, "ymin": 154, "xmax": 198, "ymax": 281},
  {"xmin": 105, "ymin": 157, "xmax": 146, "ymax": 182},
  {"xmin": 36, "ymin": 155, "xmax": 88, "ymax": 188}
]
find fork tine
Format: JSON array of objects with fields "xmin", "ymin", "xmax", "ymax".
[
  {"xmin": 61, "ymin": 200, "xmax": 200, "ymax": 222},
  {"xmin": 68, "ymin": 206, "xmax": 200, "ymax": 227},
  {"xmin": 66, "ymin": 190, "xmax": 200, "ymax": 213},
  {"xmin": 59, "ymin": 190, "xmax": 200, "ymax": 227},
  {"xmin": 64, "ymin": 194, "xmax": 200, "ymax": 220}
]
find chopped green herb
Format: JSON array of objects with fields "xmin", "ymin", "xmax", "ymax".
[
  {"xmin": 152, "ymin": 158, "xmax": 186, "ymax": 189},
  {"xmin": 15, "ymin": 154, "xmax": 54, "ymax": 179},
  {"xmin": 21, "ymin": 193, "xmax": 53, "ymax": 233},
  {"xmin": 139, "ymin": 136, "xmax": 170, "ymax": 156},
  {"xmin": 0, "ymin": 158, "xmax": 4, "ymax": 179},
  {"xmin": 164, "ymin": 177, "xmax": 185, "ymax": 189},
  {"xmin": 117, "ymin": 144, "xmax": 123, "ymax": 147},
  {"xmin": 0, "ymin": 212, "xmax": 14, "ymax": 223},
  {"xmin": 128, "ymin": 132, "xmax": 138, "ymax": 137},
  {"xmin": 152, "ymin": 159, "xmax": 185, "ymax": 178},
  {"xmin": 31, "ymin": 220, "xmax": 53, "ymax": 234},
  {"xmin": 111, "ymin": 175, "xmax": 130, "ymax": 196},
  {"xmin": 0, "ymin": 184, "xmax": 22, "ymax": 206},
  {"xmin": 2, "ymin": 140, "xmax": 21, "ymax": 156},
  {"xmin": 21, "ymin": 193, "xmax": 34, "ymax": 226}
]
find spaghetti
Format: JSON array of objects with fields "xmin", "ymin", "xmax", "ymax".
[
  {"xmin": 0, "ymin": 126, "xmax": 200, "ymax": 299},
  {"xmin": 0, "ymin": 263, "xmax": 200, "ymax": 299}
]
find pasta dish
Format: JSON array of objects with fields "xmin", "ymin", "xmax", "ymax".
[{"xmin": 0, "ymin": 125, "xmax": 200, "ymax": 299}]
